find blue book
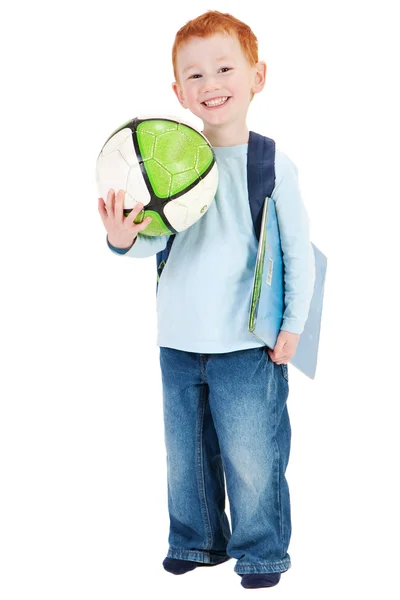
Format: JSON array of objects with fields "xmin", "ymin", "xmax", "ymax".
[{"xmin": 248, "ymin": 196, "xmax": 327, "ymax": 379}]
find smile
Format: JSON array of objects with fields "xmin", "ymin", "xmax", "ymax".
[{"xmin": 202, "ymin": 96, "xmax": 231, "ymax": 108}]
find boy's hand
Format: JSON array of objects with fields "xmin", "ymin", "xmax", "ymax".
[
  {"xmin": 98, "ymin": 189, "xmax": 152, "ymax": 248},
  {"xmin": 267, "ymin": 330, "xmax": 301, "ymax": 364}
]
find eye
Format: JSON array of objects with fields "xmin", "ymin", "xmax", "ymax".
[{"xmin": 188, "ymin": 67, "xmax": 232, "ymax": 80}]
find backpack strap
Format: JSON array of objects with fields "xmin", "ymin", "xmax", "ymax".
[
  {"xmin": 247, "ymin": 131, "xmax": 276, "ymax": 241},
  {"xmin": 156, "ymin": 233, "xmax": 174, "ymax": 293}
]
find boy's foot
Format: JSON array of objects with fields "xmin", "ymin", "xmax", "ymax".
[
  {"xmin": 239, "ymin": 572, "xmax": 281, "ymax": 588},
  {"xmin": 163, "ymin": 556, "xmax": 230, "ymax": 574}
]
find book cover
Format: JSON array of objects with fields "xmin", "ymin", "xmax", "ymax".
[{"xmin": 249, "ymin": 196, "xmax": 327, "ymax": 379}]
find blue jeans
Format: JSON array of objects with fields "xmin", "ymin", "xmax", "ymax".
[{"xmin": 159, "ymin": 345, "xmax": 291, "ymax": 575}]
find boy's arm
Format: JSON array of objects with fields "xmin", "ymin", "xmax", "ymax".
[
  {"xmin": 107, "ymin": 233, "xmax": 170, "ymax": 258},
  {"xmin": 273, "ymin": 151, "xmax": 316, "ymax": 335}
]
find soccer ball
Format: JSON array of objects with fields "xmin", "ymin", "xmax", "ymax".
[{"xmin": 96, "ymin": 115, "xmax": 218, "ymax": 236}]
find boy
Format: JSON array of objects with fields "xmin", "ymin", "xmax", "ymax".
[{"xmin": 98, "ymin": 10, "xmax": 315, "ymax": 589}]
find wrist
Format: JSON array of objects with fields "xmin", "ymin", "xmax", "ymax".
[{"xmin": 107, "ymin": 234, "xmax": 136, "ymax": 249}]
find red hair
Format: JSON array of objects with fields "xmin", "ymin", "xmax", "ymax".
[{"xmin": 172, "ymin": 10, "xmax": 259, "ymax": 91}]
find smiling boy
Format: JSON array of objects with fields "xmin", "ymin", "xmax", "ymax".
[
  {"xmin": 172, "ymin": 31, "xmax": 262, "ymax": 147},
  {"xmin": 100, "ymin": 9, "xmax": 315, "ymax": 590}
]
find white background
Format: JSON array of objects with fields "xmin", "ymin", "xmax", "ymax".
[{"xmin": 1, "ymin": 0, "xmax": 399, "ymax": 598}]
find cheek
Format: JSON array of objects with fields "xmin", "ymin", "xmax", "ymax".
[
  {"xmin": 185, "ymin": 88, "xmax": 198, "ymax": 104},
  {"xmin": 233, "ymin": 80, "xmax": 249, "ymax": 99}
]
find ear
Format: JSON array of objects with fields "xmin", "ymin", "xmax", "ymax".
[
  {"xmin": 251, "ymin": 61, "xmax": 267, "ymax": 95},
  {"xmin": 172, "ymin": 81, "xmax": 188, "ymax": 109}
]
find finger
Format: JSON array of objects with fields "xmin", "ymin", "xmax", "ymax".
[
  {"xmin": 270, "ymin": 353, "xmax": 283, "ymax": 363},
  {"xmin": 98, "ymin": 197, "xmax": 107, "ymax": 222},
  {"xmin": 105, "ymin": 189, "xmax": 115, "ymax": 213},
  {"xmin": 136, "ymin": 216, "xmax": 152, "ymax": 232},
  {"xmin": 107, "ymin": 188, "xmax": 114, "ymax": 203},
  {"xmin": 276, "ymin": 358, "xmax": 289, "ymax": 365},
  {"xmin": 128, "ymin": 201, "xmax": 145, "ymax": 225},
  {"xmin": 114, "ymin": 189, "xmax": 125, "ymax": 222}
]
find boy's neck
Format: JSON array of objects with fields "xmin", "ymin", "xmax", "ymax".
[{"xmin": 201, "ymin": 123, "xmax": 250, "ymax": 147}]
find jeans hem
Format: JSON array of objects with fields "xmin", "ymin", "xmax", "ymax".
[
  {"xmin": 234, "ymin": 560, "xmax": 291, "ymax": 574},
  {"xmin": 167, "ymin": 547, "xmax": 229, "ymax": 564}
]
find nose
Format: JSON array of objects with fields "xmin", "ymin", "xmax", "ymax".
[{"xmin": 201, "ymin": 74, "xmax": 222, "ymax": 96}]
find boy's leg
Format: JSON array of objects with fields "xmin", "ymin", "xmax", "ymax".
[
  {"xmin": 205, "ymin": 346, "xmax": 291, "ymax": 575},
  {"xmin": 159, "ymin": 347, "xmax": 231, "ymax": 565}
]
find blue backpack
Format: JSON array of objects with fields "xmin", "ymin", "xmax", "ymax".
[{"xmin": 155, "ymin": 130, "xmax": 276, "ymax": 293}]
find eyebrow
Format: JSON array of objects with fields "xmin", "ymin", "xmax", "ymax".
[{"xmin": 183, "ymin": 56, "xmax": 232, "ymax": 74}]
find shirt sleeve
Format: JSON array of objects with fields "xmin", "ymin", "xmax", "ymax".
[
  {"xmin": 272, "ymin": 150, "xmax": 316, "ymax": 335},
  {"xmin": 107, "ymin": 233, "xmax": 170, "ymax": 258}
]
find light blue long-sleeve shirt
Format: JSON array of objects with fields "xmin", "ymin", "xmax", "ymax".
[{"xmin": 107, "ymin": 143, "xmax": 315, "ymax": 353}]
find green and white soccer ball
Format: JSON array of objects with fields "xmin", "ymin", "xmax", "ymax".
[{"xmin": 96, "ymin": 115, "xmax": 218, "ymax": 236}]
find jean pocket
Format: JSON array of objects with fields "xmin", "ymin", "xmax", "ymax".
[{"xmin": 281, "ymin": 363, "xmax": 289, "ymax": 382}]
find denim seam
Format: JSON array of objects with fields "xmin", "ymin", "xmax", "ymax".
[
  {"xmin": 235, "ymin": 561, "xmax": 291, "ymax": 568},
  {"xmin": 167, "ymin": 547, "xmax": 228, "ymax": 564},
  {"xmin": 196, "ymin": 384, "xmax": 213, "ymax": 550},
  {"xmin": 234, "ymin": 560, "xmax": 291, "ymax": 574},
  {"xmin": 199, "ymin": 354, "xmax": 207, "ymax": 383},
  {"xmin": 273, "ymin": 383, "xmax": 284, "ymax": 558}
]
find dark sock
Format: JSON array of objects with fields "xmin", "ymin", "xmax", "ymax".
[
  {"xmin": 240, "ymin": 572, "xmax": 281, "ymax": 588},
  {"xmin": 163, "ymin": 556, "xmax": 228, "ymax": 574},
  {"xmin": 163, "ymin": 558, "xmax": 198, "ymax": 574}
]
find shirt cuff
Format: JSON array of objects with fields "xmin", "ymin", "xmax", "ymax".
[
  {"xmin": 106, "ymin": 235, "xmax": 134, "ymax": 254},
  {"xmin": 280, "ymin": 318, "xmax": 305, "ymax": 335}
]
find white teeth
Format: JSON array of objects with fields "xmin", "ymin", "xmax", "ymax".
[{"xmin": 204, "ymin": 96, "xmax": 228, "ymax": 107}]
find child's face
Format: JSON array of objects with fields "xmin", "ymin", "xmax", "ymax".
[{"xmin": 172, "ymin": 32, "xmax": 266, "ymax": 135}]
